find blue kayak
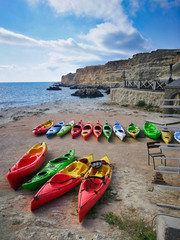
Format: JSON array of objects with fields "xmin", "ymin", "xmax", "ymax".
[
  {"xmin": 46, "ymin": 121, "xmax": 65, "ymax": 138},
  {"xmin": 174, "ymin": 131, "xmax": 180, "ymax": 143}
]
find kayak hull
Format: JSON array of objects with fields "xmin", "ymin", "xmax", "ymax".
[
  {"xmin": 33, "ymin": 120, "xmax": 54, "ymax": 135},
  {"xmin": 6, "ymin": 143, "xmax": 47, "ymax": 190},
  {"xmin": 71, "ymin": 120, "xmax": 83, "ymax": 138},
  {"xmin": 161, "ymin": 130, "xmax": 172, "ymax": 144},
  {"xmin": 81, "ymin": 121, "xmax": 93, "ymax": 140},
  {"xmin": 31, "ymin": 174, "xmax": 81, "ymax": 211},
  {"xmin": 78, "ymin": 176, "xmax": 110, "ymax": 222},
  {"xmin": 22, "ymin": 149, "xmax": 75, "ymax": 191},
  {"xmin": 103, "ymin": 121, "xmax": 112, "ymax": 142},
  {"xmin": 46, "ymin": 121, "xmax": 64, "ymax": 138},
  {"xmin": 57, "ymin": 120, "xmax": 74, "ymax": 137},
  {"xmin": 93, "ymin": 121, "xmax": 102, "ymax": 141},
  {"xmin": 127, "ymin": 123, "xmax": 140, "ymax": 139},
  {"xmin": 113, "ymin": 121, "xmax": 126, "ymax": 140},
  {"xmin": 174, "ymin": 131, "xmax": 180, "ymax": 143},
  {"xmin": 143, "ymin": 122, "xmax": 161, "ymax": 140},
  {"xmin": 78, "ymin": 155, "xmax": 112, "ymax": 222}
]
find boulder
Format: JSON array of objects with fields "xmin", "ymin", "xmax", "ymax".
[
  {"xmin": 71, "ymin": 88, "xmax": 104, "ymax": 98},
  {"xmin": 46, "ymin": 85, "xmax": 62, "ymax": 90}
]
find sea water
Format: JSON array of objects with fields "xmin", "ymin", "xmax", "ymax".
[{"xmin": 0, "ymin": 82, "xmax": 109, "ymax": 109}]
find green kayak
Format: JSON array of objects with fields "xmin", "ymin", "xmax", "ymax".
[
  {"xmin": 127, "ymin": 123, "xmax": 140, "ymax": 138},
  {"xmin": 103, "ymin": 120, "xmax": 112, "ymax": 142},
  {"xmin": 143, "ymin": 122, "xmax": 161, "ymax": 139},
  {"xmin": 57, "ymin": 120, "xmax": 74, "ymax": 137},
  {"xmin": 22, "ymin": 149, "xmax": 75, "ymax": 191}
]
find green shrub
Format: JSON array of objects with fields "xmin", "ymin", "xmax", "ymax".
[
  {"xmin": 136, "ymin": 100, "xmax": 146, "ymax": 107},
  {"xmin": 121, "ymin": 104, "xmax": 129, "ymax": 107},
  {"xmin": 144, "ymin": 104, "xmax": 153, "ymax": 111}
]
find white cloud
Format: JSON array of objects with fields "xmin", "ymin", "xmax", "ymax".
[
  {"xmin": 47, "ymin": 0, "xmax": 124, "ymax": 22},
  {"xmin": 0, "ymin": 64, "xmax": 25, "ymax": 71},
  {"xmin": 1, "ymin": 0, "xmax": 153, "ymax": 82},
  {"xmin": 0, "ymin": 28, "xmax": 39, "ymax": 46}
]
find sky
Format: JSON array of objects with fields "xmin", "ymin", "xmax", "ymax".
[{"xmin": 0, "ymin": 0, "xmax": 180, "ymax": 82}]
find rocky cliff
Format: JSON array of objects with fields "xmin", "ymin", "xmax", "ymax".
[{"xmin": 61, "ymin": 49, "xmax": 180, "ymax": 87}]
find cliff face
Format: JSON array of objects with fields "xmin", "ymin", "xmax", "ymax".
[{"xmin": 61, "ymin": 49, "xmax": 180, "ymax": 86}]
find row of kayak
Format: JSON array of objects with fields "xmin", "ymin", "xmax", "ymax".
[
  {"xmin": 33, "ymin": 120, "xmax": 112, "ymax": 141},
  {"xmin": 6, "ymin": 143, "xmax": 112, "ymax": 222},
  {"xmin": 33, "ymin": 119, "xmax": 180, "ymax": 144}
]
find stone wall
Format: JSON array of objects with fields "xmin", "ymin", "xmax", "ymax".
[{"xmin": 109, "ymin": 88, "xmax": 165, "ymax": 106}]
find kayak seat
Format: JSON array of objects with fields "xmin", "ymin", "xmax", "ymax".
[
  {"xmin": 118, "ymin": 129, "xmax": 123, "ymax": 133},
  {"xmin": 147, "ymin": 141, "xmax": 166, "ymax": 169},
  {"xmin": 62, "ymin": 162, "xmax": 88, "ymax": 178},
  {"xmin": 50, "ymin": 157, "xmax": 67, "ymax": 163},
  {"xmin": 104, "ymin": 126, "xmax": 111, "ymax": 130},
  {"xmin": 83, "ymin": 131, "xmax": 88, "ymax": 134},
  {"xmin": 62, "ymin": 163, "xmax": 76, "ymax": 174},
  {"xmin": 83, "ymin": 126, "xmax": 91, "ymax": 130},
  {"xmin": 90, "ymin": 166, "xmax": 109, "ymax": 178},
  {"xmin": 95, "ymin": 126, "xmax": 101, "ymax": 130},
  {"xmin": 29, "ymin": 147, "xmax": 44, "ymax": 155},
  {"xmin": 74, "ymin": 125, "xmax": 81, "ymax": 129},
  {"xmin": 17, "ymin": 155, "xmax": 37, "ymax": 168}
]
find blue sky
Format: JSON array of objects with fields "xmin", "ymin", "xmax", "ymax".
[{"xmin": 0, "ymin": 0, "xmax": 179, "ymax": 82}]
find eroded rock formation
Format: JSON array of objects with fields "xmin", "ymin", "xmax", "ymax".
[{"xmin": 61, "ymin": 49, "xmax": 180, "ymax": 87}]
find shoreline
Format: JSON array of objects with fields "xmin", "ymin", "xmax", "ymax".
[
  {"xmin": 0, "ymin": 100, "xmax": 151, "ymax": 127},
  {"xmin": 0, "ymin": 101, "xmax": 180, "ymax": 239}
]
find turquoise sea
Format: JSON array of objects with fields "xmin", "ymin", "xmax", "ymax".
[{"xmin": 0, "ymin": 82, "xmax": 109, "ymax": 110}]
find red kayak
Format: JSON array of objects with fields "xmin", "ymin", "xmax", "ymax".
[
  {"xmin": 93, "ymin": 120, "xmax": 102, "ymax": 141},
  {"xmin": 71, "ymin": 120, "xmax": 83, "ymax": 138},
  {"xmin": 81, "ymin": 121, "xmax": 93, "ymax": 140},
  {"xmin": 78, "ymin": 155, "xmax": 112, "ymax": 222},
  {"xmin": 6, "ymin": 142, "xmax": 47, "ymax": 190},
  {"xmin": 33, "ymin": 120, "xmax": 54, "ymax": 135},
  {"xmin": 31, "ymin": 154, "xmax": 94, "ymax": 211}
]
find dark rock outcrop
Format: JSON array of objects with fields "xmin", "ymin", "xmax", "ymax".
[
  {"xmin": 71, "ymin": 88, "xmax": 104, "ymax": 98},
  {"xmin": 46, "ymin": 84, "xmax": 62, "ymax": 90}
]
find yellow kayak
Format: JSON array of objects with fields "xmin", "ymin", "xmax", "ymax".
[
  {"xmin": 161, "ymin": 130, "xmax": 172, "ymax": 144},
  {"xmin": 127, "ymin": 123, "xmax": 140, "ymax": 139}
]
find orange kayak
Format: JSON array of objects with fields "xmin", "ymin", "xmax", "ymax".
[
  {"xmin": 93, "ymin": 120, "xmax": 102, "ymax": 141},
  {"xmin": 81, "ymin": 121, "xmax": 93, "ymax": 140}
]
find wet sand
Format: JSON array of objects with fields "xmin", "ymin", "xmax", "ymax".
[{"xmin": 0, "ymin": 101, "xmax": 180, "ymax": 239}]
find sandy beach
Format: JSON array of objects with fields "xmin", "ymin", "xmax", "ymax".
[{"xmin": 0, "ymin": 101, "xmax": 180, "ymax": 240}]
